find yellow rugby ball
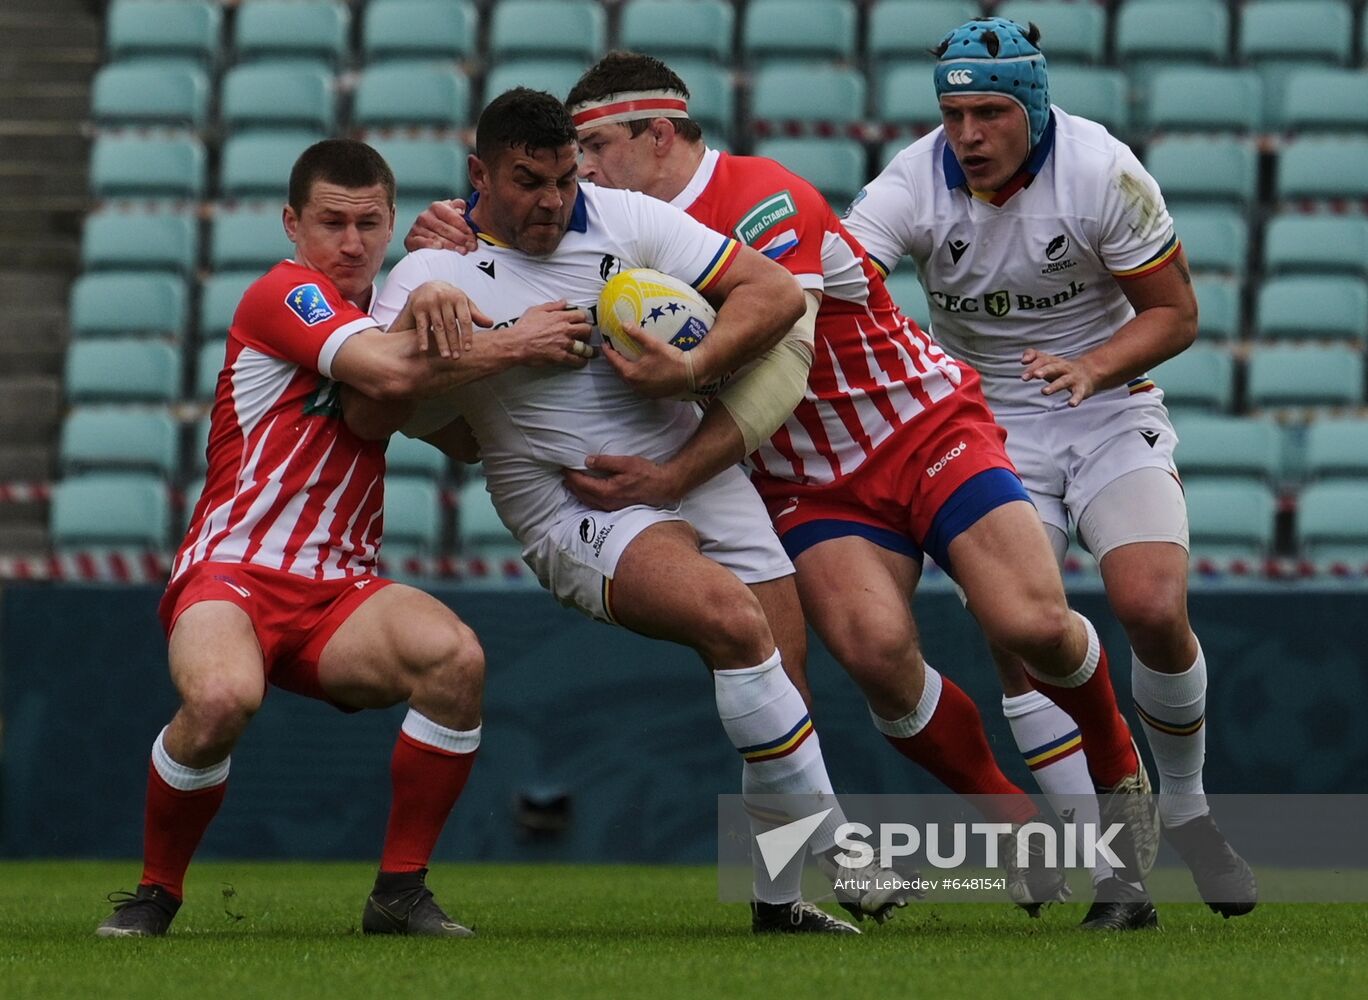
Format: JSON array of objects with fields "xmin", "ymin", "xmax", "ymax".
[{"xmin": 598, "ymin": 268, "xmax": 726, "ymax": 399}]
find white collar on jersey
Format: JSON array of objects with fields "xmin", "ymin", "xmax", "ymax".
[{"xmin": 670, "ymin": 147, "xmax": 721, "ymax": 212}]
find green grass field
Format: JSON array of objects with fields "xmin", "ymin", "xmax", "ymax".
[{"xmin": 5, "ymin": 861, "xmax": 1366, "ymax": 999}]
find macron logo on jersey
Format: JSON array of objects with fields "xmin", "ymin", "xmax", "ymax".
[{"xmin": 285, "ymin": 283, "xmax": 335, "ymax": 326}]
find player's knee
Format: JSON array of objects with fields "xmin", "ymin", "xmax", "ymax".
[
  {"xmin": 1109, "ymin": 580, "xmax": 1187, "ymax": 646},
  {"xmin": 410, "ymin": 617, "xmax": 486, "ymax": 694},
  {"xmin": 183, "ymin": 675, "xmax": 262, "ymax": 748},
  {"xmin": 697, "ymin": 586, "xmax": 773, "ymax": 667},
  {"xmin": 989, "ymin": 599, "xmax": 1074, "ymax": 663},
  {"xmin": 836, "ymin": 625, "xmax": 920, "ymax": 694}
]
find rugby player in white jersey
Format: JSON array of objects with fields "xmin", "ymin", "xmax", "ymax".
[
  {"xmin": 844, "ymin": 17, "xmax": 1256, "ymax": 918},
  {"xmin": 345, "ymin": 88, "xmax": 912, "ymax": 935}
]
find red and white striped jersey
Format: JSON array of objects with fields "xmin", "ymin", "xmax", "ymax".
[
  {"xmin": 672, "ymin": 149, "xmax": 968, "ymax": 486},
  {"xmin": 172, "ymin": 261, "xmax": 385, "ymax": 582}
]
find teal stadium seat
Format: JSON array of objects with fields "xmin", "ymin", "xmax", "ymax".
[
  {"xmin": 1144, "ymin": 137, "xmax": 1258, "ymax": 208},
  {"xmin": 89, "ymin": 134, "xmax": 206, "ymax": 201},
  {"xmin": 232, "ymin": 0, "xmax": 350, "ymax": 67},
  {"xmin": 106, "ymin": 0, "xmax": 222, "ymax": 65},
  {"xmin": 882, "ymin": 268, "xmax": 932, "ymax": 330},
  {"xmin": 483, "ymin": 61, "xmax": 585, "ymax": 105},
  {"xmin": 1239, "ymin": 1, "xmax": 1353, "ymax": 123},
  {"xmin": 382, "ymin": 477, "xmax": 443, "ymax": 556},
  {"xmin": 361, "ymin": 0, "xmax": 478, "ymax": 63},
  {"xmin": 196, "ymin": 341, "xmax": 225, "ymax": 400},
  {"xmin": 191, "ymin": 414, "xmax": 211, "ymax": 472},
  {"xmin": 751, "ymin": 65, "xmax": 865, "ymax": 127},
  {"xmin": 1171, "ymin": 208, "xmax": 1248, "ymax": 276},
  {"xmin": 60, "ymin": 407, "xmax": 180, "ymax": 478},
  {"xmin": 210, "ymin": 206, "xmax": 293, "ymax": 273},
  {"xmin": 1278, "ymin": 69, "xmax": 1368, "ymax": 133},
  {"xmin": 1255, "ymin": 276, "xmax": 1368, "ymax": 342},
  {"xmin": 51, "ymin": 474, "xmax": 171, "ymax": 551},
  {"xmin": 1246, "ymin": 344, "xmax": 1364, "ymax": 409},
  {"xmin": 994, "ymin": 2, "xmax": 1105, "ymax": 64},
  {"xmin": 488, "ymin": 1, "xmax": 605, "ymax": 62},
  {"xmin": 81, "ymin": 211, "xmax": 198, "ymax": 274},
  {"xmin": 867, "ymin": 2, "xmax": 978, "ymax": 69},
  {"xmin": 181, "ymin": 476, "xmax": 206, "ymax": 534},
  {"xmin": 1297, "ymin": 481, "xmax": 1368, "ymax": 564},
  {"xmin": 387, "ymin": 433, "xmax": 449, "ymax": 478},
  {"xmin": 1172, "ymin": 415, "xmax": 1281, "ymax": 482},
  {"xmin": 1184, "ymin": 479, "xmax": 1276, "ymax": 561},
  {"xmin": 221, "ymin": 63, "xmax": 334, "ymax": 133},
  {"xmin": 1114, "ymin": 0, "xmax": 1229, "ymax": 67},
  {"xmin": 1264, "ymin": 216, "xmax": 1368, "ymax": 277},
  {"xmin": 754, "ymin": 139, "xmax": 866, "ymax": 209},
  {"xmin": 457, "ymin": 476, "xmax": 520, "ymax": 558},
  {"xmin": 1305, "ymin": 418, "xmax": 1368, "ymax": 481},
  {"xmin": 220, "ymin": 131, "xmax": 323, "ymax": 199},
  {"xmin": 878, "ymin": 63, "xmax": 948, "ymax": 131},
  {"xmin": 91, "ymin": 62, "xmax": 209, "ymax": 127},
  {"xmin": 1277, "ymin": 137, "xmax": 1368, "ymax": 203},
  {"xmin": 198, "ymin": 271, "xmax": 259, "ymax": 341},
  {"xmin": 368, "ymin": 138, "xmax": 467, "ymax": 200},
  {"xmin": 1145, "ymin": 68, "xmax": 1261, "ymax": 134},
  {"xmin": 65, "ymin": 340, "xmax": 183, "ymax": 404},
  {"xmin": 354, "ymin": 64, "xmax": 470, "ymax": 129},
  {"xmin": 70, "ymin": 273, "xmax": 187, "ymax": 339},
  {"xmin": 668, "ymin": 61, "xmax": 735, "ymax": 143},
  {"xmin": 619, "ymin": 0, "xmax": 734, "ymax": 63},
  {"xmin": 1048, "ymin": 66, "xmax": 1129, "ymax": 137},
  {"xmin": 1150, "ymin": 345, "xmax": 1234, "ymax": 413},
  {"xmin": 743, "ymin": 0, "xmax": 857, "ymax": 65},
  {"xmin": 1191, "ymin": 276, "xmax": 1242, "ymax": 341}
]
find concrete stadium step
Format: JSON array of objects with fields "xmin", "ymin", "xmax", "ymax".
[
  {"xmin": 0, "ymin": 236, "xmax": 79, "ymax": 271},
  {"xmin": 0, "ymin": 270, "xmax": 71, "ymax": 302},
  {"xmin": 0, "ymin": 307, "xmax": 69, "ymax": 377},
  {"xmin": 0, "ymin": 50, "xmax": 98, "ymax": 85},
  {"xmin": 0, "ymin": 82, "xmax": 92, "ymax": 121},
  {"xmin": 0, "ymin": 162, "xmax": 88, "ymax": 199},
  {"xmin": 0, "ymin": 11, "xmax": 100, "ymax": 52},
  {"xmin": 0, "ymin": 121, "xmax": 88, "ymax": 162},
  {"xmin": 0, "ymin": 375, "xmax": 62, "ymax": 446},
  {"xmin": 0, "ymin": 443, "xmax": 53, "ymax": 482},
  {"xmin": 0, "ymin": 522, "xmax": 50, "ymax": 556},
  {"xmin": 0, "ymin": 198, "xmax": 87, "ymax": 239}
]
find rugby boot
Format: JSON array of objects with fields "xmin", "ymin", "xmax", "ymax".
[
  {"xmin": 1164, "ymin": 812, "xmax": 1258, "ymax": 918},
  {"xmin": 816, "ymin": 849, "xmax": 922, "ymax": 924},
  {"xmin": 1096, "ymin": 738, "xmax": 1161, "ymax": 882},
  {"xmin": 1001, "ymin": 824, "xmax": 1073, "ymax": 917},
  {"xmin": 751, "ymin": 900, "xmax": 861, "ymax": 935},
  {"xmin": 362, "ymin": 868, "xmax": 474, "ymax": 937},
  {"xmin": 96, "ymin": 884, "xmax": 181, "ymax": 938},
  {"xmin": 1079, "ymin": 877, "xmax": 1160, "ymax": 931}
]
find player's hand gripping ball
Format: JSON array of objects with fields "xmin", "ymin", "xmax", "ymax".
[{"xmin": 597, "ymin": 268, "xmax": 728, "ymax": 400}]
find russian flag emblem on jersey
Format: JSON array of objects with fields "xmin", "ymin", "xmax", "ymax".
[
  {"xmin": 285, "ymin": 283, "xmax": 335, "ymax": 326},
  {"xmin": 756, "ymin": 228, "xmax": 799, "ymax": 260}
]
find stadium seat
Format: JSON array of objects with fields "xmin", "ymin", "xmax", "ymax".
[
  {"xmin": 361, "ymin": 0, "xmax": 478, "ymax": 63},
  {"xmin": 1144, "ymin": 137, "xmax": 1257, "ymax": 208},
  {"xmin": 1172, "ymin": 414, "xmax": 1281, "ymax": 482},
  {"xmin": 232, "ymin": 0, "xmax": 350, "ymax": 67},
  {"xmin": 195, "ymin": 341, "xmax": 225, "ymax": 400},
  {"xmin": 457, "ymin": 476, "xmax": 520, "ymax": 557},
  {"xmin": 1277, "ymin": 69, "xmax": 1368, "ymax": 133},
  {"xmin": 619, "ymin": 0, "xmax": 734, "ymax": 64},
  {"xmin": 69, "ymin": 273, "xmax": 188, "ymax": 339},
  {"xmin": 1048, "ymin": 66, "xmax": 1129, "ymax": 138},
  {"xmin": 482, "ymin": 60, "xmax": 586, "ymax": 104},
  {"xmin": 1114, "ymin": 0, "xmax": 1228, "ymax": 67},
  {"xmin": 877, "ymin": 63, "xmax": 948, "ymax": 131},
  {"xmin": 1238, "ymin": 2, "xmax": 1353, "ymax": 67},
  {"xmin": 1191, "ymin": 276, "xmax": 1242, "ymax": 341},
  {"xmin": 1246, "ymin": 344, "xmax": 1364, "ymax": 409},
  {"xmin": 754, "ymin": 138, "xmax": 866, "ymax": 209},
  {"xmin": 367, "ymin": 138, "xmax": 467, "ymax": 201},
  {"xmin": 89, "ymin": 134, "xmax": 206, "ymax": 201},
  {"xmin": 1264, "ymin": 216, "xmax": 1368, "ymax": 278},
  {"xmin": 488, "ymin": 1, "xmax": 605, "ymax": 62},
  {"xmin": 81, "ymin": 211, "xmax": 198, "ymax": 275},
  {"xmin": 1305, "ymin": 418, "xmax": 1368, "ymax": 481},
  {"xmin": 50, "ymin": 473, "xmax": 171, "ymax": 551},
  {"xmin": 1150, "ymin": 345, "xmax": 1234, "ymax": 413},
  {"xmin": 866, "ymin": 2, "xmax": 978, "ymax": 69},
  {"xmin": 742, "ymin": 0, "xmax": 858, "ymax": 65},
  {"xmin": 883, "ymin": 268, "xmax": 931, "ymax": 330},
  {"xmin": 1255, "ymin": 276, "xmax": 1368, "ymax": 342},
  {"xmin": 751, "ymin": 65, "xmax": 865, "ymax": 127},
  {"xmin": 210, "ymin": 206, "xmax": 293, "ymax": 273},
  {"xmin": 993, "ymin": 2, "xmax": 1105, "ymax": 64},
  {"xmin": 353, "ymin": 63, "xmax": 470, "ymax": 130},
  {"xmin": 191, "ymin": 414, "xmax": 211, "ymax": 472},
  {"xmin": 106, "ymin": 0, "xmax": 221, "ymax": 65},
  {"xmin": 91, "ymin": 62, "xmax": 210, "ymax": 127},
  {"xmin": 221, "ymin": 63, "xmax": 335, "ymax": 133},
  {"xmin": 59, "ymin": 407, "xmax": 180, "ymax": 478},
  {"xmin": 1171, "ymin": 209, "xmax": 1248, "ymax": 276},
  {"xmin": 1277, "ymin": 136, "xmax": 1368, "ymax": 203},
  {"xmin": 382, "ymin": 477, "xmax": 443, "ymax": 556},
  {"xmin": 198, "ymin": 271, "xmax": 258, "ymax": 341},
  {"xmin": 1184, "ymin": 479, "xmax": 1277, "ymax": 560},
  {"xmin": 1144, "ymin": 68, "xmax": 1261, "ymax": 134},
  {"xmin": 387, "ymin": 433, "xmax": 449, "ymax": 478},
  {"xmin": 1297, "ymin": 481, "xmax": 1368, "ymax": 564},
  {"xmin": 65, "ymin": 340, "xmax": 183, "ymax": 404},
  {"xmin": 220, "ymin": 131, "xmax": 323, "ymax": 200}
]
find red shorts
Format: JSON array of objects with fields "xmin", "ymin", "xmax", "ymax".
[
  {"xmin": 158, "ymin": 561, "xmax": 394, "ymax": 709},
  {"xmin": 754, "ymin": 378, "xmax": 1019, "ymax": 564}
]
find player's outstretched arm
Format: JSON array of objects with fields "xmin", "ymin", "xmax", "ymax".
[
  {"xmin": 404, "ymin": 199, "xmax": 478, "ymax": 254},
  {"xmin": 1021, "ymin": 248, "xmax": 1198, "ymax": 407}
]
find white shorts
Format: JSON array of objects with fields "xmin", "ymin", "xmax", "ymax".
[
  {"xmin": 996, "ymin": 392, "xmax": 1187, "ymax": 560},
  {"xmin": 522, "ymin": 464, "xmax": 794, "ymax": 624}
]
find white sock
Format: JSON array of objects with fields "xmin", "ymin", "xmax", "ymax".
[
  {"xmin": 868, "ymin": 662, "xmax": 942, "ymax": 738},
  {"xmin": 1003, "ymin": 691, "xmax": 1111, "ymax": 885},
  {"xmin": 1133, "ymin": 644, "xmax": 1208, "ymax": 828},
  {"xmin": 152, "ymin": 726, "xmax": 230, "ymax": 790}
]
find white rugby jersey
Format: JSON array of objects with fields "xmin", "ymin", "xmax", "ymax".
[
  {"xmin": 373, "ymin": 184, "xmax": 742, "ymax": 542},
  {"xmin": 846, "ymin": 108, "xmax": 1179, "ymax": 414}
]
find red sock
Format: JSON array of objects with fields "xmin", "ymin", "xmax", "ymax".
[
  {"xmin": 140, "ymin": 764, "xmax": 226, "ymax": 900},
  {"xmin": 380, "ymin": 731, "xmax": 477, "ymax": 873},
  {"xmin": 883, "ymin": 676, "xmax": 1038, "ymax": 826},
  {"xmin": 1028, "ymin": 644, "xmax": 1138, "ymax": 788}
]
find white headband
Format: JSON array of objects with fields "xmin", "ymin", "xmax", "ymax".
[{"xmin": 569, "ymin": 89, "xmax": 690, "ymax": 129}]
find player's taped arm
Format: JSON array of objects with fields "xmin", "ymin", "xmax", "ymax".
[{"xmin": 715, "ymin": 290, "xmax": 818, "ymax": 453}]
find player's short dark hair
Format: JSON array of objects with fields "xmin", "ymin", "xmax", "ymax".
[
  {"xmin": 567, "ymin": 51, "xmax": 704, "ymax": 143},
  {"xmin": 288, "ymin": 138, "xmax": 395, "ymax": 214},
  {"xmin": 476, "ymin": 87, "xmax": 579, "ymax": 164}
]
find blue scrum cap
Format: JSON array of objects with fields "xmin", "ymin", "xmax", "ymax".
[{"xmin": 933, "ymin": 17, "xmax": 1050, "ymax": 149}]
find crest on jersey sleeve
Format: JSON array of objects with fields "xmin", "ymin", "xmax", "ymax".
[
  {"xmin": 735, "ymin": 191, "xmax": 799, "ymax": 259},
  {"xmin": 284, "ymin": 283, "xmax": 336, "ymax": 326}
]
